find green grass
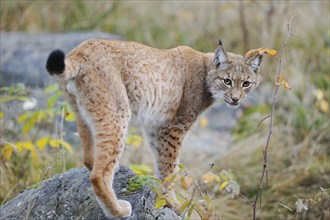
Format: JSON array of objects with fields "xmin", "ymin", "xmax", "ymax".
[{"xmin": 1, "ymin": 1, "xmax": 329, "ymax": 219}]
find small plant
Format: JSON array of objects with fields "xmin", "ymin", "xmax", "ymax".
[
  {"xmin": 295, "ymin": 187, "xmax": 330, "ymax": 218},
  {"xmin": 0, "ymin": 83, "xmax": 76, "ymax": 204},
  {"xmin": 129, "ymin": 163, "xmax": 241, "ymax": 219}
]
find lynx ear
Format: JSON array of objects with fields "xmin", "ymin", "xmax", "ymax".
[
  {"xmin": 214, "ymin": 46, "xmax": 229, "ymax": 69},
  {"xmin": 247, "ymin": 53, "xmax": 263, "ymax": 73}
]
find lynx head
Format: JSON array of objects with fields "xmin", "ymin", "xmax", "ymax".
[{"xmin": 206, "ymin": 45, "xmax": 263, "ymax": 109}]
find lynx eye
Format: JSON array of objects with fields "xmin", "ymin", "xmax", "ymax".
[
  {"xmin": 223, "ymin": 78, "xmax": 232, "ymax": 86},
  {"xmin": 242, "ymin": 81, "xmax": 252, "ymax": 88}
]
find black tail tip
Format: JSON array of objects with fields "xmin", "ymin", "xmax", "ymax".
[{"xmin": 46, "ymin": 49, "xmax": 65, "ymax": 75}]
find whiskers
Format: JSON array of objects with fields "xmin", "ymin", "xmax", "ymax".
[
  {"xmin": 245, "ymin": 94, "xmax": 259, "ymax": 105},
  {"xmin": 212, "ymin": 91, "xmax": 225, "ymax": 101}
]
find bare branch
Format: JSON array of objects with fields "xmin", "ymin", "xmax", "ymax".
[{"xmin": 252, "ymin": 16, "xmax": 297, "ymax": 220}]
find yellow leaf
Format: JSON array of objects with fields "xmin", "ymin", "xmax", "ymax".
[
  {"xmin": 258, "ymin": 48, "xmax": 277, "ymax": 56},
  {"xmin": 0, "ymin": 111, "xmax": 3, "ymax": 119},
  {"xmin": 22, "ymin": 118, "xmax": 35, "ymax": 134},
  {"xmin": 264, "ymin": 48, "xmax": 277, "ymax": 56},
  {"xmin": 2, "ymin": 145, "xmax": 14, "ymax": 160},
  {"xmin": 65, "ymin": 112, "xmax": 76, "ymax": 122},
  {"xmin": 219, "ymin": 170, "xmax": 230, "ymax": 181},
  {"xmin": 276, "ymin": 75, "xmax": 285, "ymax": 85},
  {"xmin": 199, "ymin": 116, "xmax": 208, "ymax": 128},
  {"xmin": 314, "ymin": 89, "xmax": 324, "ymax": 100},
  {"xmin": 163, "ymin": 173, "xmax": 176, "ymax": 187},
  {"xmin": 283, "ymin": 81, "xmax": 291, "ymax": 90},
  {"xmin": 49, "ymin": 139, "xmax": 74, "ymax": 153},
  {"xmin": 126, "ymin": 135, "xmax": 144, "ymax": 148},
  {"xmin": 246, "ymin": 48, "xmax": 277, "ymax": 58},
  {"xmin": 36, "ymin": 137, "xmax": 50, "ymax": 150},
  {"xmin": 59, "ymin": 140, "xmax": 74, "ymax": 154},
  {"xmin": 195, "ymin": 203, "xmax": 211, "ymax": 220},
  {"xmin": 245, "ymin": 48, "xmax": 263, "ymax": 58},
  {"xmin": 129, "ymin": 164, "xmax": 152, "ymax": 175},
  {"xmin": 44, "ymin": 84, "xmax": 59, "ymax": 93},
  {"xmin": 187, "ymin": 203, "xmax": 196, "ymax": 217},
  {"xmin": 15, "ymin": 141, "xmax": 38, "ymax": 161},
  {"xmin": 46, "ymin": 109, "xmax": 55, "ymax": 118},
  {"xmin": 30, "ymin": 149, "xmax": 38, "ymax": 161},
  {"xmin": 319, "ymin": 100, "xmax": 329, "ymax": 113},
  {"xmin": 17, "ymin": 113, "xmax": 29, "ymax": 124},
  {"xmin": 164, "ymin": 195, "xmax": 177, "ymax": 207},
  {"xmin": 203, "ymin": 195, "xmax": 212, "ymax": 204},
  {"xmin": 275, "ymin": 75, "xmax": 291, "ymax": 90},
  {"xmin": 36, "ymin": 111, "xmax": 48, "ymax": 122},
  {"xmin": 49, "ymin": 139, "xmax": 60, "ymax": 148},
  {"xmin": 155, "ymin": 199, "xmax": 167, "ymax": 209},
  {"xmin": 180, "ymin": 175, "xmax": 194, "ymax": 190},
  {"xmin": 219, "ymin": 181, "xmax": 229, "ymax": 191},
  {"xmin": 16, "ymin": 141, "xmax": 34, "ymax": 150},
  {"xmin": 177, "ymin": 200, "xmax": 191, "ymax": 214},
  {"xmin": 201, "ymin": 171, "xmax": 216, "ymax": 185},
  {"xmin": 214, "ymin": 174, "xmax": 221, "ymax": 182}
]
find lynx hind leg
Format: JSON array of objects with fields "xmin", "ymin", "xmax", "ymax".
[
  {"xmin": 76, "ymin": 74, "xmax": 132, "ymax": 218},
  {"xmin": 60, "ymin": 87, "xmax": 94, "ymax": 171},
  {"xmin": 89, "ymin": 107, "xmax": 132, "ymax": 218},
  {"xmin": 85, "ymin": 106, "xmax": 132, "ymax": 218},
  {"xmin": 76, "ymin": 116, "xmax": 94, "ymax": 171}
]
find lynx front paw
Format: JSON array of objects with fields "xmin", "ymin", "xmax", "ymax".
[{"xmin": 118, "ymin": 200, "xmax": 132, "ymax": 218}]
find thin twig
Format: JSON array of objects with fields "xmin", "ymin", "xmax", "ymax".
[
  {"xmin": 240, "ymin": 193, "xmax": 253, "ymax": 206},
  {"xmin": 252, "ymin": 16, "xmax": 296, "ymax": 220},
  {"xmin": 257, "ymin": 114, "xmax": 270, "ymax": 128},
  {"xmin": 60, "ymin": 106, "xmax": 66, "ymax": 172},
  {"xmin": 180, "ymin": 186, "xmax": 197, "ymax": 218}
]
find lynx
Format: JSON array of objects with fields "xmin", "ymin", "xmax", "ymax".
[{"xmin": 46, "ymin": 39, "xmax": 262, "ymax": 218}]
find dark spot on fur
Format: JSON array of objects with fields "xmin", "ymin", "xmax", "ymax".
[{"xmin": 169, "ymin": 134, "xmax": 179, "ymax": 141}]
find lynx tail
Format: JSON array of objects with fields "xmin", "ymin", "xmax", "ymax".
[{"xmin": 46, "ymin": 49, "xmax": 65, "ymax": 75}]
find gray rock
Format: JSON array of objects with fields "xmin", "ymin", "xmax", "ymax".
[
  {"xmin": 0, "ymin": 32, "xmax": 124, "ymax": 87},
  {"xmin": 0, "ymin": 166, "xmax": 180, "ymax": 220}
]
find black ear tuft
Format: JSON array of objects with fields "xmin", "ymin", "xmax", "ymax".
[
  {"xmin": 46, "ymin": 50, "xmax": 65, "ymax": 75},
  {"xmin": 218, "ymin": 39, "xmax": 223, "ymax": 46}
]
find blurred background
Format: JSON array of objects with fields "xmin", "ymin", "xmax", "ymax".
[{"xmin": 0, "ymin": 1, "xmax": 329, "ymax": 219}]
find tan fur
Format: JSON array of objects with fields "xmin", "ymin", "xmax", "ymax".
[{"xmin": 48, "ymin": 39, "xmax": 262, "ymax": 218}]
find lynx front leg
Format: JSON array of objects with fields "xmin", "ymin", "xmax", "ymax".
[
  {"xmin": 145, "ymin": 124, "xmax": 189, "ymax": 208},
  {"xmin": 153, "ymin": 125, "xmax": 187, "ymax": 178}
]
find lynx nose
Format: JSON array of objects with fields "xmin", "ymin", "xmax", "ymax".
[{"xmin": 231, "ymin": 98, "xmax": 239, "ymax": 103}]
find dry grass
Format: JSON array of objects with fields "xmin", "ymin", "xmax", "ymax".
[{"xmin": 1, "ymin": 1, "xmax": 329, "ymax": 219}]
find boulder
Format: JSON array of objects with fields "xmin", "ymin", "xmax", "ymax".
[
  {"xmin": 0, "ymin": 166, "xmax": 180, "ymax": 220},
  {"xmin": 0, "ymin": 32, "xmax": 124, "ymax": 87}
]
